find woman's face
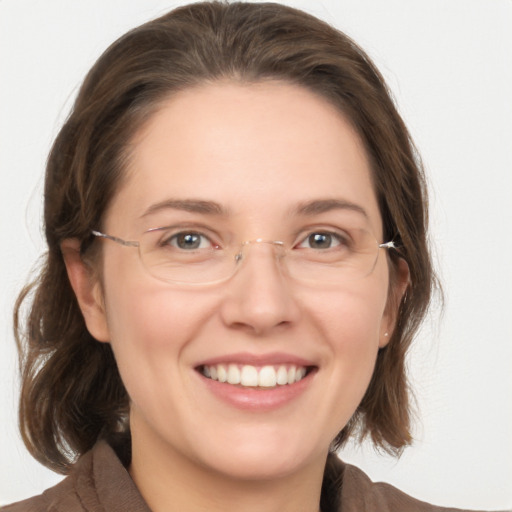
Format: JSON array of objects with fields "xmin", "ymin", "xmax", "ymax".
[{"xmin": 87, "ymin": 81, "xmax": 396, "ymax": 480}]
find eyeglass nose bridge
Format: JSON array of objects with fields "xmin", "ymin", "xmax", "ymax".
[{"xmin": 234, "ymin": 238, "xmax": 286, "ymax": 264}]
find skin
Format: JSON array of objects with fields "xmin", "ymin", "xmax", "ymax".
[{"xmin": 63, "ymin": 81, "xmax": 407, "ymax": 512}]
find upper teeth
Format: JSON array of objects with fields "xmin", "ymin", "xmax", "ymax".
[{"xmin": 202, "ymin": 364, "xmax": 307, "ymax": 388}]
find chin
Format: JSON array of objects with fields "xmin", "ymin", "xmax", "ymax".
[
  {"xmin": 192, "ymin": 427, "xmax": 328, "ymax": 481},
  {"xmin": 204, "ymin": 451, "xmax": 309, "ymax": 481}
]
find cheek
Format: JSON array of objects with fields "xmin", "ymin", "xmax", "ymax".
[
  {"xmin": 101, "ymin": 249, "xmax": 209, "ymax": 346},
  {"xmin": 306, "ymin": 271, "xmax": 389, "ymax": 344},
  {"xmin": 323, "ymin": 293, "xmax": 386, "ymax": 379},
  {"xmin": 100, "ymin": 266, "xmax": 215, "ymax": 400},
  {"xmin": 303, "ymin": 277, "xmax": 389, "ymax": 382},
  {"xmin": 104, "ymin": 281, "xmax": 212, "ymax": 355}
]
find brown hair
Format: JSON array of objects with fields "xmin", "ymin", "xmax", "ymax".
[{"xmin": 15, "ymin": 1, "xmax": 436, "ymax": 474}]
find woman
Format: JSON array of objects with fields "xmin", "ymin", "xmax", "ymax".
[{"xmin": 2, "ymin": 2, "xmax": 497, "ymax": 511}]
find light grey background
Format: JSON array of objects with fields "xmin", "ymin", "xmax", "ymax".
[{"xmin": 1, "ymin": 0, "xmax": 511, "ymax": 509}]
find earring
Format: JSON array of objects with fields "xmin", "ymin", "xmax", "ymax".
[{"xmin": 384, "ymin": 332, "xmax": 389, "ymax": 337}]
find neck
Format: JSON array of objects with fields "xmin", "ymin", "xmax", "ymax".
[{"xmin": 128, "ymin": 422, "xmax": 326, "ymax": 512}]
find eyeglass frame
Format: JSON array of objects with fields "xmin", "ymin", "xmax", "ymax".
[{"xmin": 90, "ymin": 229, "xmax": 398, "ymax": 286}]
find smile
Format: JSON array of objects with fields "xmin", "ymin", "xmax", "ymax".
[{"xmin": 200, "ymin": 364, "xmax": 309, "ymax": 388}]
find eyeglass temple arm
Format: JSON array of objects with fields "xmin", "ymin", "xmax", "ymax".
[
  {"xmin": 91, "ymin": 230, "xmax": 139, "ymax": 247},
  {"xmin": 379, "ymin": 241, "xmax": 396, "ymax": 250}
]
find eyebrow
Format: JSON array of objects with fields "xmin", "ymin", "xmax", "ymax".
[
  {"xmin": 141, "ymin": 197, "xmax": 368, "ymax": 220},
  {"xmin": 293, "ymin": 199, "xmax": 369, "ymax": 218},
  {"xmin": 141, "ymin": 199, "xmax": 228, "ymax": 218}
]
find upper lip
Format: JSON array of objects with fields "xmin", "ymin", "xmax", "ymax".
[{"xmin": 195, "ymin": 352, "xmax": 317, "ymax": 368}]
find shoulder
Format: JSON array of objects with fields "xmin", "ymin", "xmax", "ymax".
[
  {"xmin": 342, "ymin": 462, "xmax": 464, "ymax": 512},
  {"xmin": 2, "ymin": 440, "xmax": 148, "ymax": 512},
  {"xmin": 2, "ymin": 450, "xmax": 93, "ymax": 512},
  {"xmin": 326, "ymin": 454, "xmax": 490, "ymax": 512}
]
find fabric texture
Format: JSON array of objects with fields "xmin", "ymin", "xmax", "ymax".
[{"xmin": 3, "ymin": 440, "xmax": 486, "ymax": 512}]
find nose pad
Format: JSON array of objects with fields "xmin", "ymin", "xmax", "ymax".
[{"xmin": 220, "ymin": 239, "xmax": 299, "ymax": 334}]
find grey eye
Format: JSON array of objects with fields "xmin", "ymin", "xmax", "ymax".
[
  {"xmin": 300, "ymin": 232, "xmax": 342, "ymax": 250},
  {"xmin": 309, "ymin": 233, "xmax": 331, "ymax": 249},
  {"xmin": 170, "ymin": 232, "xmax": 209, "ymax": 250}
]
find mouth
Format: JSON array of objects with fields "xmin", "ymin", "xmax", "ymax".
[{"xmin": 197, "ymin": 363, "xmax": 314, "ymax": 389}]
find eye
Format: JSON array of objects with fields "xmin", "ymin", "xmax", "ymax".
[
  {"xmin": 297, "ymin": 231, "xmax": 345, "ymax": 250},
  {"xmin": 166, "ymin": 231, "xmax": 213, "ymax": 250}
]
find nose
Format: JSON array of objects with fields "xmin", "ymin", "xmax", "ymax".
[{"xmin": 219, "ymin": 241, "xmax": 301, "ymax": 335}]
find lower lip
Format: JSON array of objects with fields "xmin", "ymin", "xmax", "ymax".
[{"xmin": 197, "ymin": 370, "xmax": 315, "ymax": 411}]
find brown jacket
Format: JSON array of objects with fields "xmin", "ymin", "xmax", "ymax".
[{"xmin": 2, "ymin": 441, "xmax": 487, "ymax": 512}]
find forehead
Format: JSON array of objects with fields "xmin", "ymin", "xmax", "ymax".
[{"xmin": 106, "ymin": 81, "xmax": 382, "ymax": 236}]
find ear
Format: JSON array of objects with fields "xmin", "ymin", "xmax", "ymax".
[
  {"xmin": 379, "ymin": 257, "xmax": 410, "ymax": 348},
  {"xmin": 61, "ymin": 238, "xmax": 110, "ymax": 342}
]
